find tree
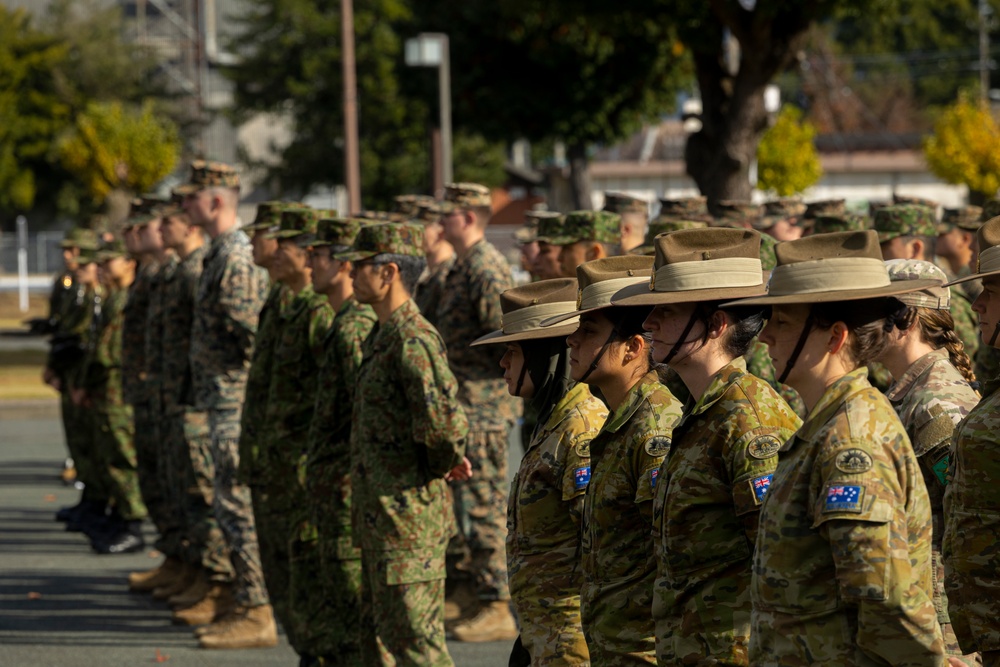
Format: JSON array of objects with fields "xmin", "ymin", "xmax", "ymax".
[
  {"xmin": 756, "ymin": 106, "xmax": 822, "ymax": 196},
  {"xmin": 923, "ymin": 95, "xmax": 1000, "ymax": 201}
]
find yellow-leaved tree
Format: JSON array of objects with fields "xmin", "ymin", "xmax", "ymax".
[
  {"xmin": 756, "ymin": 106, "xmax": 822, "ymax": 196},
  {"xmin": 57, "ymin": 100, "xmax": 179, "ymax": 204},
  {"xmin": 923, "ymin": 95, "xmax": 1000, "ymax": 198}
]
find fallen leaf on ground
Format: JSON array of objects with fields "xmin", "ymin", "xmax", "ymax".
[
  {"xmin": 153, "ymin": 648, "xmax": 169, "ymax": 662},
  {"xmin": 27, "ymin": 592, "xmax": 41, "ymax": 600},
  {"xmin": 147, "ymin": 550, "xmax": 161, "ymax": 559},
  {"xmin": 43, "ymin": 495, "xmax": 56, "ymax": 502}
]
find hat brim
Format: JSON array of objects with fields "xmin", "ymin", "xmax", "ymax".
[
  {"xmin": 946, "ymin": 269, "xmax": 1000, "ymax": 286},
  {"xmin": 540, "ymin": 305, "xmax": 614, "ymax": 327},
  {"xmin": 536, "ymin": 235, "xmax": 577, "ymax": 246},
  {"xmin": 334, "ymin": 250, "xmax": 377, "ymax": 262},
  {"xmin": 719, "ymin": 279, "xmax": 943, "ymax": 307},
  {"xmin": 628, "ymin": 245, "xmax": 655, "ymax": 256},
  {"xmin": 171, "ymin": 183, "xmax": 202, "ymax": 196},
  {"xmin": 470, "ymin": 322, "xmax": 579, "ymax": 347},
  {"xmin": 265, "ymin": 230, "xmax": 303, "ymax": 240},
  {"xmin": 612, "ymin": 279, "xmax": 769, "ymax": 307}
]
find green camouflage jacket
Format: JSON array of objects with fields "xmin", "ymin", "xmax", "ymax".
[
  {"xmin": 653, "ymin": 358, "xmax": 801, "ymax": 666},
  {"xmin": 414, "ymin": 254, "xmax": 455, "ymax": 328},
  {"xmin": 507, "ymin": 381, "xmax": 607, "ymax": 666},
  {"xmin": 580, "ymin": 371, "xmax": 683, "ymax": 665},
  {"xmin": 751, "ymin": 368, "xmax": 945, "ymax": 665},
  {"xmin": 122, "ymin": 260, "xmax": 158, "ymax": 405},
  {"xmin": 82, "ymin": 284, "xmax": 128, "ymax": 405},
  {"xmin": 160, "ymin": 246, "xmax": 207, "ymax": 412},
  {"xmin": 144, "ymin": 257, "xmax": 174, "ymax": 413}
]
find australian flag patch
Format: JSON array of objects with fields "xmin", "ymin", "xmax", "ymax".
[
  {"xmin": 651, "ymin": 468, "xmax": 660, "ymax": 489},
  {"xmin": 750, "ymin": 474, "xmax": 772, "ymax": 504},
  {"xmin": 574, "ymin": 466, "xmax": 591, "ymax": 490},
  {"xmin": 824, "ymin": 484, "xmax": 864, "ymax": 513}
]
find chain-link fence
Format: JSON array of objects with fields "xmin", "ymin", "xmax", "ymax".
[{"xmin": 0, "ymin": 232, "xmax": 64, "ymax": 276}]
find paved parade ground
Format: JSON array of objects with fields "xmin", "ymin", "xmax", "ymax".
[{"xmin": 0, "ymin": 401, "xmax": 509, "ymax": 666}]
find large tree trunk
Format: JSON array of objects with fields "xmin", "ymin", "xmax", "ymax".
[{"xmin": 567, "ymin": 141, "xmax": 592, "ymax": 210}]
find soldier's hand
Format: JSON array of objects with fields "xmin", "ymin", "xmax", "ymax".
[
  {"xmin": 42, "ymin": 367, "xmax": 58, "ymax": 390},
  {"xmin": 445, "ymin": 457, "xmax": 473, "ymax": 482}
]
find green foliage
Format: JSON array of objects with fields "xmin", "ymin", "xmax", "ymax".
[
  {"xmin": 757, "ymin": 106, "xmax": 823, "ymax": 196},
  {"xmin": 56, "ymin": 101, "xmax": 179, "ymax": 204},
  {"xmin": 923, "ymin": 95, "xmax": 1000, "ymax": 196}
]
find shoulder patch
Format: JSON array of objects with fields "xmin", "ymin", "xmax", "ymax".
[
  {"xmin": 574, "ymin": 466, "xmax": 591, "ymax": 490},
  {"xmin": 651, "ymin": 467, "xmax": 660, "ymax": 489},
  {"xmin": 931, "ymin": 453, "xmax": 950, "ymax": 487},
  {"xmin": 642, "ymin": 434, "xmax": 671, "ymax": 458},
  {"xmin": 747, "ymin": 434, "xmax": 782, "ymax": 460},
  {"xmin": 575, "ymin": 440, "xmax": 591, "ymax": 458},
  {"xmin": 915, "ymin": 413, "xmax": 957, "ymax": 456},
  {"xmin": 824, "ymin": 484, "xmax": 865, "ymax": 513},
  {"xmin": 834, "ymin": 448, "xmax": 873, "ymax": 474},
  {"xmin": 749, "ymin": 474, "xmax": 773, "ymax": 504}
]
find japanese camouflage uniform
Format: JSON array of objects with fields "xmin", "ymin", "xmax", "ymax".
[
  {"xmin": 536, "ymin": 209, "xmax": 620, "ymax": 248},
  {"xmin": 432, "ymin": 183, "xmax": 520, "ymax": 602},
  {"xmin": 657, "ymin": 196, "xmax": 715, "ymax": 224},
  {"xmin": 811, "ymin": 212, "xmax": 870, "ymax": 235},
  {"xmin": 944, "ymin": 216, "xmax": 1000, "ymax": 663},
  {"xmin": 612, "ymin": 228, "xmax": 802, "ymax": 665},
  {"xmin": 471, "ymin": 278, "xmax": 608, "ymax": 665},
  {"xmin": 412, "ymin": 202, "xmax": 455, "ymax": 327},
  {"xmin": 754, "ymin": 198, "xmax": 806, "ymax": 232},
  {"xmin": 344, "ymin": 223, "xmax": 470, "ymax": 667}
]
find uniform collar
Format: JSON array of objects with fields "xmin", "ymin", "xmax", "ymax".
[
  {"xmin": 884, "ymin": 348, "xmax": 948, "ymax": 402},
  {"xmin": 791, "ymin": 367, "xmax": 871, "ymax": 446},
  {"xmin": 602, "ymin": 370, "xmax": 662, "ymax": 434},
  {"xmin": 686, "ymin": 357, "xmax": 748, "ymax": 418}
]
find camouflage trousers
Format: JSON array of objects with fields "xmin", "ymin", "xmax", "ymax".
[
  {"xmin": 61, "ymin": 391, "xmax": 105, "ymax": 503},
  {"xmin": 93, "ymin": 395, "xmax": 146, "ymax": 521},
  {"xmin": 252, "ymin": 485, "xmax": 296, "ymax": 648},
  {"xmin": 361, "ymin": 548, "xmax": 453, "ymax": 667},
  {"xmin": 164, "ymin": 407, "xmax": 232, "ymax": 581},
  {"xmin": 448, "ymin": 428, "xmax": 510, "ymax": 600},
  {"xmin": 208, "ymin": 406, "xmax": 269, "ymax": 607},
  {"xmin": 134, "ymin": 402, "xmax": 181, "ymax": 555}
]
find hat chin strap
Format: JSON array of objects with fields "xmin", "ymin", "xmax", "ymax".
[
  {"xmin": 990, "ymin": 322, "xmax": 1000, "ymax": 348},
  {"xmin": 661, "ymin": 310, "xmax": 700, "ymax": 366},
  {"xmin": 514, "ymin": 363, "xmax": 528, "ymax": 397},
  {"xmin": 777, "ymin": 312, "xmax": 815, "ymax": 386},
  {"xmin": 579, "ymin": 329, "xmax": 619, "ymax": 384}
]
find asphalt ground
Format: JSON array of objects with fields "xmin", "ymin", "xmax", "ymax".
[{"xmin": 0, "ymin": 402, "xmax": 512, "ymax": 666}]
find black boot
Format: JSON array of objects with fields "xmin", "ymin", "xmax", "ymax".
[
  {"xmin": 93, "ymin": 520, "xmax": 144, "ymax": 555},
  {"xmin": 65, "ymin": 502, "xmax": 107, "ymax": 533},
  {"xmin": 55, "ymin": 499, "xmax": 87, "ymax": 522}
]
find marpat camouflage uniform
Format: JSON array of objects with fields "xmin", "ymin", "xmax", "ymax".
[
  {"xmin": 192, "ymin": 227, "xmax": 270, "ymax": 607},
  {"xmin": 750, "ymin": 368, "xmax": 945, "ymax": 665},
  {"xmin": 653, "ymin": 359, "xmax": 801, "ymax": 666},
  {"xmin": 352, "ymin": 297, "xmax": 469, "ymax": 667},
  {"xmin": 508, "ymin": 382, "xmax": 607, "ymax": 665},
  {"xmin": 415, "ymin": 255, "xmax": 455, "ymax": 328},
  {"xmin": 581, "ymin": 370, "xmax": 682, "ymax": 665},
  {"xmin": 887, "ymin": 348, "xmax": 980, "ymax": 664}
]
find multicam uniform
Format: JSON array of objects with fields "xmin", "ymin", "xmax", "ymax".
[
  {"xmin": 653, "ymin": 359, "xmax": 800, "ymax": 665},
  {"xmin": 580, "ymin": 370, "xmax": 682, "ymax": 665},
  {"xmin": 352, "ymin": 298, "xmax": 469, "ymax": 667},
  {"xmin": 751, "ymin": 368, "xmax": 945, "ymax": 665},
  {"xmin": 508, "ymin": 382, "xmax": 607, "ymax": 665}
]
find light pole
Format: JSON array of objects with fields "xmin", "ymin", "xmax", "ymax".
[
  {"xmin": 405, "ymin": 33, "xmax": 452, "ymax": 188},
  {"xmin": 341, "ymin": 0, "xmax": 361, "ymax": 213}
]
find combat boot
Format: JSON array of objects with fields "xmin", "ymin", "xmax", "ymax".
[
  {"xmin": 169, "ymin": 570, "xmax": 211, "ymax": 608},
  {"xmin": 93, "ymin": 520, "xmax": 144, "ymax": 555},
  {"xmin": 129, "ymin": 556, "xmax": 183, "ymax": 592},
  {"xmin": 444, "ymin": 579, "xmax": 478, "ymax": 622},
  {"xmin": 171, "ymin": 584, "xmax": 235, "ymax": 626},
  {"xmin": 197, "ymin": 604, "xmax": 279, "ymax": 649},
  {"xmin": 152, "ymin": 563, "xmax": 197, "ymax": 600},
  {"xmin": 193, "ymin": 606, "xmax": 240, "ymax": 637},
  {"xmin": 448, "ymin": 600, "xmax": 518, "ymax": 643}
]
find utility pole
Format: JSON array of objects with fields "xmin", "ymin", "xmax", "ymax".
[
  {"xmin": 341, "ymin": 0, "xmax": 361, "ymax": 213},
  {"xmin": 981, "ymin": 0, "xmax": 991, "ymax": 103}
]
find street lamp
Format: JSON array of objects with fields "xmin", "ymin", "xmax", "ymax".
[{"xmin": 405, "ymin": 33, "xmax": 452, "ymax": 187}]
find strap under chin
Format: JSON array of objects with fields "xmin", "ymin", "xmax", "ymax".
[
  {"xmin": 990, "ymin": 322, "xmax": 1000, "ymax": 348},
  {"xmin": 579, "ymin": 329, "xmax": 618, "ymax": 384},
  {"xmin": 777, "ymin": 312, "xmax": 815, "ymax": 386},
  {"xmin": 661, "ymin": 310, "xmax": 700, "ymax": 366}
]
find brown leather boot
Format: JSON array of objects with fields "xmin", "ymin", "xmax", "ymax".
[
  {"xmin": 193, "ymin": 606, "xmax": 240, "ymax": 637},
  {"xmin": 171, "ymin": 584, "xmax": 235, "ymax": 626},
  {"xmin": 128, "ymin": 556, "xmax": 183, "ymax": 593},
  {"xmin": 444, "ymin": 579, "xmax": 478, "ymax": 622},
  {"xmin": 198, "ymin": 604, "xmax": 278, "ymax": 649},
  {"xmin": 448, "ymin": 600, "xmax": 518, "ymax": 643},
  {"xmin": 151, "ymin": 563, "xmax": 196, "ymax": 600},
  {"xmin": 169, "ymin": 571, "xmax": 211, "ymax": 609}
]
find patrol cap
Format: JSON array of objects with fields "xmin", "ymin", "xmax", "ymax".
[
  {"xmin": 60, "ymin": 227, "xmax": 100, "ymax": 251},
  {"xmin": 940, "ymin": 206, "xmax": 983, "ymax": 233},
  {"xmin": 714, "ymin": 200, "xmax": 763, "ymax": 228},
  {"xmin": 172, "ymin": 160, "xmax": 240, "ymax": 196},
  {"xmin": 630, "ymin": 219, "xmax": 709, "ymax": 256},
  {"xmin": 267, "ymin": 208, "xmax": 332, "ymax": 240},
  {"xmin": 413, "ymin": 202, "xmax": 441, "ymax": 224},
  {"xmin": 804, "ymin": 199, "xmax": 846, "ymax": 220},
  {"xmin": 244, "ymin": 201, "xmax": 307, "ymax": 233},
  {"xmin": 357, "ymin": 210, "xmax": 406, "ymax": 223},
  {"xmin": 868, "ymin": 201, "xmax": 891, "ymax": 217},
  {"xmin": 515, "ymin": 210, "xmax": 561, "ymax": 244},
  {"xmin": 811, "ymin": 213, "xmax": 870, "ymax": 235},
  {"xmin": 431, "ymin": 182, "xmax": 492, "ymax": 214},
  {"xmin": 947, "ymin": 216, "xmax": 1000, "ymax": 286},
  {"xmin": 603, "ymin": 192, "xmax": 649, "ymax": 215},
  {"xmin": 892, "ymin": 193, "xmax": 939, "ymax": 213},
  {"xmin": 981, "ymin": 199, "xmax": 1000, "ymax": 222},
  {"xmin": 130, "ymin": 212, "xmax": 159, "ymax": 230},
  {"xmin": 471, "ymin": 278, "xmax": 581, "ymax": 346},
  {"xmin": 885, "ymin": 259, "xmax": 950, "ymax": 310},
  {"xmin": 130, "ymin": 194, "xmax": 170, "ymax": 216},
  {"xmin": 76, "ymin": 247, "xmax": 98, "ymax": 265},
  {"xmin": 309, "ymin": 217, "xmax": 367, "ymax": 249},
  {"xmin": 336, "ymin": 222, "xmax": 424, "ymax": 262},
  {"xmin": 721, "ymin": 230, "xmax": 941, "ymax": 306},
  {"xmin": 394, "ymin": 194, "xmax": 435, "ymax": 217},
  {"xmin": 613, "ymin": 228, "xmax": 766, "ymax": 306},
  {"xmin": 94, "ymin": 239, "xmax": 129, "ymax": 263},
  {"xmin": 536, "ymin": 210, "xmax": 619, "ymax": 247},
  {"xmin": 873, "ymin": 204, "xmax": 938, "ymax": 242},
  {"xmin": 658, "ymin": 196, "xmax": 713, "ymax": 223},
  {"xmin": 539, "ymin": 255, "xmax": 654, "ymax": 326},
  {"xmin": 756, "ymin": 199, "xmax": 807, "ymax": 231}
]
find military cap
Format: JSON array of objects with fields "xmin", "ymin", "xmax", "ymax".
[
  {"xmin": 172, "ymin": 159, "xmax": 240, "ymax": 196},
  {"xmin": 892, "ymin": 193, "xmax": 939, "ymax": 213},
  {"xmin": 722, "ymin": 230, "xmax": 940, "ymax": 306},
  {"xmin": 614, "ymin": 228, "xmax": 766, "ymax": 306},
  {"xmin": 756, "ymin": 199, "xmax": 807, "ymax": 230},
  {"xmin": 412, "ymin": 203, "xmax": 441, "ymax": 224},
  {"xmin": 630, "ymin": 219, "xmax": 709, "ymax": 256},
  {"xmin": 873, "ymin": 204, "xmax": 938, "ymax": 242},
  {"xmin": 804, "ymin": 199, "xmax": 846, "ymax": 219},
  {"xmin": 95, "ymin": 238, "xmax": 129, "ymax": 263},
  {"xmin": 244, "ymin": 201, "xmax": 307, "ymax": 233},
  {"xmin": 940, "ymin": 206, "xmax": 983, "ymax": 234},
  {"xmin": 885, "ymin": 259, "xmax": 950, "ymax": 310},
  {"xmin": 658, "ymin": 196, "xmax": 713, "ymax": 223},
  {"xmin": 310, "ymin": 217, "xmax": 367, "ymax": 249},
  {"xmin": 536, "ymin": 210, "xmax": 619, "ymax": 246},
  {"xmin": 714, "ymin": 200, "xmax": 763, "ymax": 227},
  {"xmin": 88, "ymin": 214, "xmax": 111, "ymax": 235},
  {"xmin": 432, "ymin": 182, "xmax": 492, "ymax": 213},
  {"xmin": 76, "ymin": 247, "xmax": 98, "ymax": 265},
  {"xmin": 394, "ymin": 194, "xmax": 435, "ymax": 217},
  {"xmin": 357, "ymin": 210, "xmax": 406, "ymax": 223},
  {"xmin": 129, "ymin": 212, "xmax": 159, "ymax": 230},
  {"xmin": 60, "ymin": 227, "xmax": 100, "ymax": 251},
  {"xmin": 947, "ymin": 216, "xmax": 1000, "ymax": 286},
  {"xmin": 267, "ymin": 208, "xmax": 334, "ymax": 240},
  {"xmin": 540, "ymin": 255, "xmax": 654, "ymax": 326},
  {"xmin": 603, "ymin": 192, "xmax": 649, "ymax": 215},
  {"xmin": 515, "ymin": 210, "xmax": 561, "ymax": 244},
  {"xmin": 471, "ymin": 278, "xmax": 582, "ymax": 346},
  {"xmin": 868, "ymin": 201, "xmax": 891, "ymax": 217},
  {"xmin": 130, "ymin": 194, "xmax": 170, "ymax": 216},
  {"xmin": 336, "ymin": 222, "xmax": 424, "ymax": 261},
  {"xmin": 811, "ymin": 213, "xmax": 870, "ymax": 235},
  {"xmin": 981, "ymin": 199, "xmax": 1000, "ymax": 222}
]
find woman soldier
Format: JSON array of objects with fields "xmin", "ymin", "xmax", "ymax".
[
  {"xmin": 611, "ymin": 227, "xmax": 802, "ymax": 665},
  {"xmin": 471, "ymin": 278, "xmax": 608, "ymax": 666},
  {"xmin": 879, "ymin": 259, "xmax": 980, "ymax": 665},
  {"xmin": 943, "ymin": 216, "xmax": 1000, "ymax": 666},
  {"xmin": 726, "ymin": 230, "xmax": 945, "ymax": 664},
  {"xmin": 541, "ymin": 256, "xmax": 683, "ymax": 665}
]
